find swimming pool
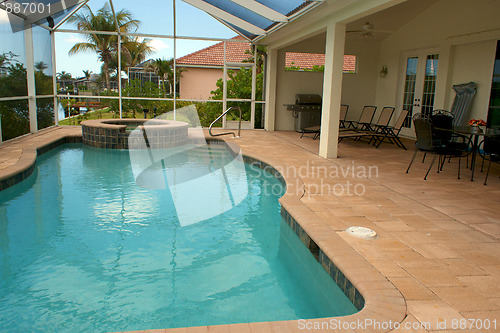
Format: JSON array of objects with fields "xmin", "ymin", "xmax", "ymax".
[{"xmin": 0, "ymin": 143, "xmax": 357, "ymax": 332}]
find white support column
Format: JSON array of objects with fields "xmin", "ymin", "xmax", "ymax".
[
  {"xmin": 117, "ymin": 38, "xmax": 122, "ymax": 118},
  {"xmin": 250, "ymin": 45, "xmax": 257, "ymax": 129},
  {"xmin": 173, "ymin": 0, "xmax": 177, "ymax": 120},
  {"xmin": 51, "ymin": 31, "xmax": 58, "ymax": 125},
  {"xmin": 319, "ymin": 21, "xmax": 346, "ymax": 159},
  {"xmin": 264, "ymin": 47, "xmax": 277, "ymax": 131},
  {"xmin": 222, "ymin": 41, "xmax": 227, "ymax": 128},
  {"xmin": 25, "ymin": 24, "xmax": 38, "ymax": 133}
]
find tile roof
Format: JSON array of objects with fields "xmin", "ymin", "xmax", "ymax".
[
  {"xmin": 177, "ymin": 36, "xmax": 251, "ymax": 67},
  {"xmin": 177, "ymin": 37, "xmax": 356, "ymax": 72},
  {"xmin": 285, "ymin": 52, "xmax": 357, "ymax": 72}
]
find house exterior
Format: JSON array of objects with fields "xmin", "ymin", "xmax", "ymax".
[
  {"xmin": 176, "ymin": 37, "xmax": 356, "ymax": 100},
  {"xmin": 176, "ymin": 37, "xmax": 251, "ymax": 100},
  {"xmin": 247, "ymin": 0, "xmax": 500, "ymax": 158}
]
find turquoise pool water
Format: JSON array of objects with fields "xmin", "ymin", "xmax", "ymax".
[{"xmin": 0, "ymin": 144, "xmax": 357, "ymax": 332}]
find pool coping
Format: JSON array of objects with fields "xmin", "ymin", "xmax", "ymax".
[
  {"xmin": 238, "ymin": 149, "xmax": 407, "ymax": 332},
  {"xmin": 0, "ymin": 132, "xmax": 82, "ymax": 191},
  {"xmin": 0, "ymin": 130, "xmax": 407, "ymax": 332}
]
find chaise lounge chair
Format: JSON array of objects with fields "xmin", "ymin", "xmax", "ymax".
[
  {"xmin": 342, "ymin": 105, "xmax": 377, "ymax": 131},
  {"xmin": 339, "ymin": 106, "xmax": 394, "ymax": 143},
  {"xmin": 301, "ymin": 104, "xmax": 349, "ymax": 139}
]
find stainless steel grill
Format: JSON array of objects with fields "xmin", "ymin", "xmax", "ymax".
[{"xmin": 284, "ymin": 94, "xmax": 322, "ymax": 132}]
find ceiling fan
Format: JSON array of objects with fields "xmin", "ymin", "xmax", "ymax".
[{"xmin": 346, "ymin": 22, "xmax": 392, "ymax": 38}]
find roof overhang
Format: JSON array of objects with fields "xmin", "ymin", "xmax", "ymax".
[
  {"xmin": 0, "ymin": 0, "xmax": 88, "ymax": 31},
  {"xmin": 181, "ymin": 0, "xmax": 326, "ymax": 42}
]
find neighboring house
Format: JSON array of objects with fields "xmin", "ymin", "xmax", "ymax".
[
  {"xmin": 176, "ymin": 37, "xmax": 357, "ymax": 100},
  {"xmin": 176, "ymin": 37, "xmax": 251, "ymax": 100},
  {"xmin": 74, "ymin": 73, "xmax": 100, "ymax": 92},
  {"xmin": 127, "ymin": 59, "xmax": 161, "ymax": 87}
]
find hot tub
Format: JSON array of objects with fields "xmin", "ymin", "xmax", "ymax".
[{"xmin": 81, "ymin": 118, "xmax": 189, "ymax": 149}]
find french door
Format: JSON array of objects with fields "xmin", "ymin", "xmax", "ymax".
[{"xmin": 399, "ymin": 50, "xmax": 439, "ymax": 136}]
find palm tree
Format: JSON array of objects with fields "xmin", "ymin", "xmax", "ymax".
[
  {"xmin": 148, "ymin": 58, "xmax": 184, "ymax": 96},
  {"xmin": 108, "ymin": 36, "xmax": 154, "ymax": 87},
  {"xmin": 57, "ymin": 71, "xmax": 73, "ymax": 90},
  {"xmin": 57, "ymin": 71, "xmax": 72, "ymax": 80},
  {"xmin": 35, "ymin": 61, "xmax": 48, "ymax": 73},
  {"xmin": 148, "ymin": 58, "xmax": 172, "ymax": 94},
  {"xmin": 82, "ymin": 69, "xmax": 92, "ymax": 89},
  {"xmin": 68, "ymin": 4, "xmax": 139, "ymax": 90},
  {"xmin": 122, "ymin": 36, "xmax": 154, "ymax": 70}
]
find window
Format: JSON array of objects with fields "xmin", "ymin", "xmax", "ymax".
[{"xmin": 284, "ymin": 52, "xmax": 357, "ymax": 73}]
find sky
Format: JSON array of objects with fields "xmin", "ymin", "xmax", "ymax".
[{"xmin": 0, "ymin": 0, "xmax": 238, "ymax": 78}]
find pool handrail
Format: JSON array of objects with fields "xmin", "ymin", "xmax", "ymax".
[{"xmin": 209, "ymin": 107, "xmax": 242, "ymax": 138}]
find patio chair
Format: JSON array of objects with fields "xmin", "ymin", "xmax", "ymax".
[
  {"xmin": 479, "ymin": 136, "xmax": 500, "ymax": 185},
  {"xmin": 339, "ymin": 106, "xmax": 394, "ymax": 143},
  {"xmin": 407, "ymin": 113, "xmax": 469, "ymax": 180},
  {"xmin": 370, "ymin": 109, "xmax": 409, "ymax": 149},
  {"xmin": 406, "ymin": 113, "xmax": 438, "ymax": 180},
  {"xmin": 300, "ymin": 125, "xmax": 321, "ymax": 139},
  {"xmin": 339, "ymin": 104, "xmax": 349, "ymax": 128},
  {"xmin": 302, "ymin": 104, "xmax": 350, "ymax": 140},
  {"xmin": 342, "ymin": 105, "xmax": 377, "ymax": 131},
  {"xmin": 432, "ymin": 109, "xmax": 472, "ymax": 172}
]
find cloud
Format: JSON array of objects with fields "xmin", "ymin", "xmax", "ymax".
[
  {"xmin": 64, "ymin": 36, "xmax": 86, "ymax": 44},
  {"xmin": 149, "ymin": 39, "xmax": 170, "ymax": 51}
]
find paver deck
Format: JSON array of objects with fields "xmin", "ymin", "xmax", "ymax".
[{"xmin": 0, "ymin": 127, "xmax": 498, "ymax": 332}]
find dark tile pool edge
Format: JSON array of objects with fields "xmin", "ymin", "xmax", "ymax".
[
  {"xmin": 237, "ymin": 148, "xmax": 407, "ymax": 333},
  {"xmin": 0, "ymin": 136, "xmax": 82, "ymax": 192},
  {"xmin": 242, "ymin": 154, "xmax": 364, "ymax": 311}
]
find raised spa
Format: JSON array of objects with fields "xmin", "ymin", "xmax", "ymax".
[{"xmin": 81, "ymin": 118, "xmax": 189, "ymax": 149}]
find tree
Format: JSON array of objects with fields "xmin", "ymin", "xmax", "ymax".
[
  {"xmin": 122, "ymin": 36, "xmax": 154, "ymax": 69},
  {"xmin": 57, "ymin": 71, "xmax": 72, "ymax": 80},
  {"xmin": 68, "ymin": 4, "xmax": 140, "ymax": 90},
  {"xmin": 57, "ymin": 71, "xmax": 73, "ymax": 91},
  {"xmin": 35, "ymin": 61, "xmax": 48, "ymax": 73},
  {"xmin": 147, "ymin": 58, "xmax": 172, "ymax": 95},
  {"xmin": 0, "ymin": 60, "xmax": 54, "ymax": 139},
  {"xmin": 82, "ymin": 69, "xmax": 92, "ymax": 89},
  {"xmin": 0, "ymin": 51, "xmax": 17, "ymax": 74},
  {"xmin": 147, "ymin": 58, "xmax": 184, "ymax": 96},
  {"xmin": 243, "ymin": 45, "xmax": 266, "ymax": 74}
]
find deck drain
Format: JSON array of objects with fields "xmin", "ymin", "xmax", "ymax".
[{"xmin": 345, "ymin": 226, "xmax": 378, "ymax": 240}]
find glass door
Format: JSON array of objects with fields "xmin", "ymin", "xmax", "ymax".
[
  {"xmin": 399, "ymin": 51, "xmax": 439, "ymax": 136},
  {"xmin": 487, "ymin": 41, "xmax": 500, "ymax": 129}
]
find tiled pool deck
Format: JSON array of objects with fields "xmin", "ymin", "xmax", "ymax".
[{"xmin": 0, "ymin": 127, "xmax": 499, "ymax": 332}]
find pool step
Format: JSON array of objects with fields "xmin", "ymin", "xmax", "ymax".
[{"xmin": 188, "ymin": 146, "xmax": 230, "ymax": 158}]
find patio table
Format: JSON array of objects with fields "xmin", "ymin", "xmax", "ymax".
[{"xmin": 438, "ymin": 126, "xmax": 500, "ymax": 181}]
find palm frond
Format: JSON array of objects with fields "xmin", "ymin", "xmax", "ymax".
[{"xmin": 68, "ymin": 42, "xmax": 98, "ymax": 55}]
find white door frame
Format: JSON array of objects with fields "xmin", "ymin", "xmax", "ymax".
[{"xmin": 397, "ymin": 47, "xmax": 441, "ymax": 137}]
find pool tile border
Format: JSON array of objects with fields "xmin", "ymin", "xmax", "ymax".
[
  {"xmin": 0, "ymin": 135, "xmax": 82, "ymax": 192},
  {"xmin": 239, "ymin": 149, "xmax": 407, "ymax": 332},
  {"xmin": 242, "ymin": 153, "xmax": 365, "ymax": 311}
]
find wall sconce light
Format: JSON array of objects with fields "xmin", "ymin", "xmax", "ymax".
[{"xmin": 379, "ymin": 65, "xmax": 388, "ymax": 78}]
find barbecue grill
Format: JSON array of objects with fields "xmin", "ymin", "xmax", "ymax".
[{"xmin": 284, "ymin": 94, "xmax": 322, "ymax": 132}]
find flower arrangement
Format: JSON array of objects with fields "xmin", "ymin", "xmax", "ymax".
[{"xmin": 468, "ymin": 119, "xmax": 487, "ymax": 127}]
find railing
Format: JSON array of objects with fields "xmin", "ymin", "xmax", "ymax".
[{"xmin": 209, "ymin": 106, "xmax": 242, "ymax": 138}]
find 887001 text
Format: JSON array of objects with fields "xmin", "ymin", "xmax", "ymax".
[{"xmin": 4, "ymin": 2, "xmax": 51, "ymax": 15}]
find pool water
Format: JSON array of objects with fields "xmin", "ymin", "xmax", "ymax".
[{"xmin": 0, "ymin": 144, "xmax": 357, "ymax": 332}]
